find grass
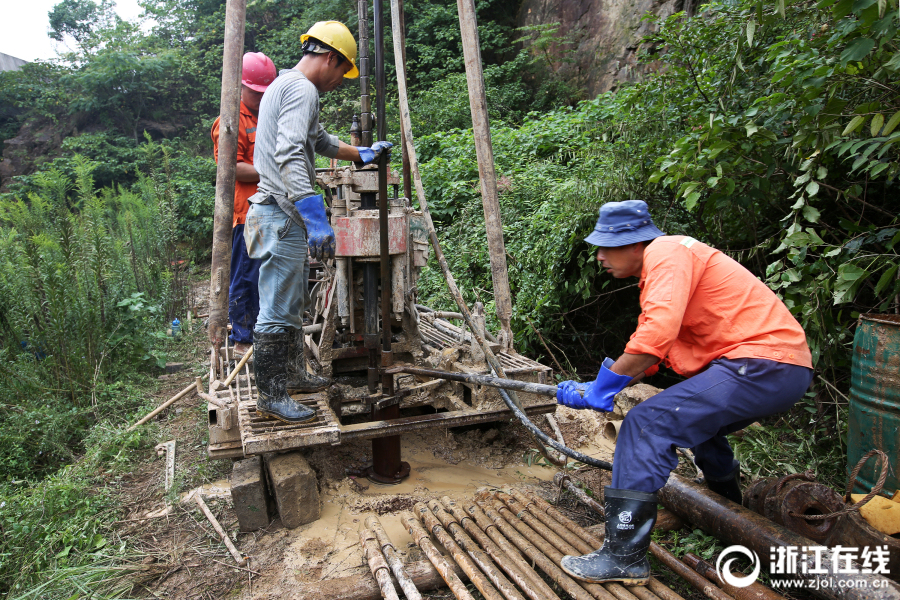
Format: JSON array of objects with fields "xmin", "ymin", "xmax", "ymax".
[{"xmin": 0, "ymin": 319, "xmax": 211, "ymax": 599}]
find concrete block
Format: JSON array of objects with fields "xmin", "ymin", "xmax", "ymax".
[
  {"xmin": 265, "ymin": 452, "xmax": 320, "ymax": 528},
  {"xmin": 231, "ymin": 456, "xmax": 274, "ymax": 532}
]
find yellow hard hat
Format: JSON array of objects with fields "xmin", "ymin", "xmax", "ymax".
[{"xmin": 301, "ymin": 21, "xmax": 359, "ymax": 79}]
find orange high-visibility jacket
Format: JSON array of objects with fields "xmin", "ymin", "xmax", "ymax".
[
  {"xmin": 624, "ymin": 236, "xmax": 812, "ymax": 377},
  {"xmin": 211, "ymin": 102, "xmax": 258, "ymax": 228}
]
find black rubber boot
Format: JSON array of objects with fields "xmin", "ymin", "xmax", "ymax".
[
  {"xmin": 253, "ymin": 331, "xmax": 316, "ymax": 423},
  {"xmin": 561, "ymin": 487, "xmax": 657, "ymax": 585},
  {"xmin": 706, "ymin": 463, "xmax": 742, "ymax": 505},
  {"xmin": 285, "ymin": 328, "xmax": 330, "ymax": 393}
]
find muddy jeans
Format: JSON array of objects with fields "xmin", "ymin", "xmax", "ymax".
[{"xmin": 243, "ymin": 202, "xmax": 309, "ymax": 334}]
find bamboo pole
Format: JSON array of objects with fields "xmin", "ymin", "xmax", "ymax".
[
  {"xmin": 403, "ymin": 512, "xmax": 476, "ymax": 600},
  {"xmin": 436, "ymin": 497, "xmax": 557, "ymax": 600},
  {"xmin": 221, "ymin": 346, "xmax": 253, "ymax": 387},
  {"xmin": 128, "ymin": 379, "xmax": 201, "ymax": 431},
  {"xmin": 425, "ymin": 500, "xmax": 527, "ymax": 600},
  {"xmin": 414, "ymin": 502, "xmax": 505, "ymax": 600},
  {"xmin": 455, "ymin": 0, "xmax": 513, "ymax": 349},
  {"xmin": 208, "ymin": 0, "xmax": 246, "ymax": 348},
  {"xmin": 366, "ymin": 515, "xmax": 423, "ymax": 600},
  {"xmin": 359, "ymin": 528, "xmax": 400, "ymax": 600},
  {"xmin": 387, "ymin": 0, "xmax": 564, "ymax": 467},
  {"xmin": 195, "ymin": 493, "xmax": 246, "ymax": 567}
]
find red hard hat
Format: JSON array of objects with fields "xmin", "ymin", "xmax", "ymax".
[{"xmin": 242, "ymin": 52, "xmax": 277, "ymax": 92}]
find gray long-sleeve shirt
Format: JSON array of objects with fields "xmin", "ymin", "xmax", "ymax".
[{"xmin": 253, "ymin": 69, "xmax": 340, "ymax": 203}]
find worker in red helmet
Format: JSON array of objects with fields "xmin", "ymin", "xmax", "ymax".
[{"xmin": 211, "ymin": 52, "xmax": 278, "ymax": 356}]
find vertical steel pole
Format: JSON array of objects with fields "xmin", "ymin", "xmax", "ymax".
[
  {"xmin": 456, "ymin": 0, "xmax": 514, "ymax": 350},
  {"xmin": 208, "ymin": 0, "xmax": 247, "ymax": 349},
  {"xmin": 358, "ymin": 0, "xmax": 372, "ymax": 147},
  {"xmin": 370, "ymin": 0, "xmax": 406, "ymax": 484}
]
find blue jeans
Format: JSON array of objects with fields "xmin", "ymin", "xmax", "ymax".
[
  {"xmin": 228, "ymin": 224, "xmax": 260, "ymax": 344},
  {"xmin": 243, "ymin": 202, "xmax": 309, "ymax": 334},
  {"xmin": 611, "ymin": 358, "xmax": 813, "ymax": 493}
]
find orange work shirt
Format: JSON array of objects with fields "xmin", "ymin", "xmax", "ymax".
[
  {"xmin": 211, "ymin": 102, "xmax": 258, "ymax": 228},
  {"xmin": 624, "ymin": 236, "xmax": 812, "ymax": 377}
]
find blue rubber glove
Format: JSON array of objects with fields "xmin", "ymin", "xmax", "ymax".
[
  {"xmin": 557, "ymin": 358, "xmax": 632, "ymax": 412},
  {"xmin": 294, "ymin": 194, "xmax": 335, "ymax": 262},
  {"xmin": 356, "ymin": 141, "xmax": 393, "ymax": 165}
]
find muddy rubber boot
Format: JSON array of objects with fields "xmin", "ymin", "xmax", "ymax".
[
  {"xmin": 706, "ymin": 463, "xmax": 742, "ymax": 505},
  {"xmin": 285, "ymin": 327, "xmax": 330, "ymax": 393},
  {"xmin": 561, "ymin": 487, "xmax": 657, "ymax": 585},
  {"xmin": 253, "ymin": 330, "xmax": 316, "ymax": 423}
]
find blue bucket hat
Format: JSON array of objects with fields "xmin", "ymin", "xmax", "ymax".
[{"xmin": 584, "ymin": 200, "xmax": 665, "ymax": 247}]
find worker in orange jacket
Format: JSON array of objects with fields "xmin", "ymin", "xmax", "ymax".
[
  {"xmin": 556, "ymin": 200, "xmax": 813, "ymax": 586},
  {"xmin": 211, "ymin": 52, "xmax": 277, "ymax": 356}
]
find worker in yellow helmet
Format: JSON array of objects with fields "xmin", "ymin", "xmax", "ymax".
[{"xmin": 246, "ymin": 20, "xmax": 392, "ymax": 423}]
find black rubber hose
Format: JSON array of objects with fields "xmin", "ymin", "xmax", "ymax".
[{"xmin": 497, "ymin": 387, "xmax": 614, "ymax": 471}]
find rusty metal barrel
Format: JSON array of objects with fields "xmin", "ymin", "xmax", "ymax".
[{"xmin": 849, "ymin": 314, "xmax": 900, "ymax": 494}]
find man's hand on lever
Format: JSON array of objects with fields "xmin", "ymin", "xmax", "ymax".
[{"xmin": 557, "ymin": 353, "xmax": 659, "ymax": 412}]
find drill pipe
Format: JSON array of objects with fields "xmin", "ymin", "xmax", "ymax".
[
  {"xmin": 359, "ymin": 528, "xmax": 400, "ymax": 600},
  {"xmin": 658, "ymin": 474, "xmax": 900, "ymax": 600},
  {"xmin": 511, "ymin": 488, "xmax": 600, "ymax": 549},
  {"xmin": 402, "ymin": 512, "xmax": 475, "ymax": 600},
  {"xmin": 413, "ymin": 502, "xmax": 504, "ymax": 600},
  {"xmin": 386, "ymin": 365, "xmax": 562, "ymax": 396},
  {"xmin": 440, "ymin": 497, "xmax": 562, "ymax": 600},
  {"xmin": 484, "ymin": 498, "xmax": 620, "ymax": 600},
  {"xmin": 514, "ymin": 489, "xmax": 680, "ymax": 600},
  {"xmin": 492, "ymin": 494, "xmax": 660, "ymax": 600},
  {"xmin": 495, "ymin": 492, "xmax": 592, "ymax": 556},
  {"xmin": 472, "ymin": 501, "xmax": 599, "ymax": 600},
  {"xmin": 683, "ymin": 553, "xmax": 786, "ymax": 600},
  {"xmin": 366, "ymin": 515, "xmax": 422, "ymax": 600},
  {"xmin": 649, "ymin": 543, "xmax": 735, "ymax": 600},
  {"xmin": 424, "ymin": 499, "xmax": 526, "ymax": 600}
]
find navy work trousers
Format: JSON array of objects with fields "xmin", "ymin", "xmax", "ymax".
[
  {"xmin": 611, "ymin": 357, "xmax": 813, "ymax": 493},
  {"xmin": 228, "ymin": 224, "xmax": 261, "ymax": 345}
]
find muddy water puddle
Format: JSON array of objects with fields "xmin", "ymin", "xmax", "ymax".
[{"xmin": 242, "ymin": 418, "xmax": 615, "ymax": 598}]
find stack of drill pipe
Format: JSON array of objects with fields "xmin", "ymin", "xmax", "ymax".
[
  {"xmin": 683, "ymin": 553, "xmax": 785, "ymax": 600},
  {"xmin": 403, "ymin": 512, "xmax": 475, "ymax": 600},
  {"xmin": 359, "ymin": 528, "xmax": 400, "ymax": 600},
  {"xmin": 506, "ymin": 489, "xmax": 682, "ymax": 600},
  {"xmin": 412, "ymin": 502, "xmax": 508, "ymax": 600},
  {"xmin": 439, "ymin": 496, "xmax": 562, "ymax": 600},
  {"xmin": 366, "ymin": 515, "xmax": 423, "ymax": 600},
  {"xmin": 488, "ymin": 489, "xmax": 694, "ymax": 600},
  {"xmin": 426, "ymin": 498, "xmax": 546, "ymax": 600}
]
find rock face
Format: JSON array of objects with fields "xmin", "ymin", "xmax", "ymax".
[{"xmin": 516, "ymin": 0, "xmax": 691, "ymax": 96}]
